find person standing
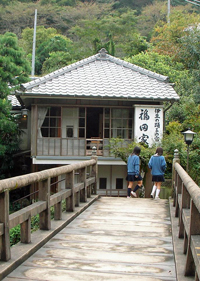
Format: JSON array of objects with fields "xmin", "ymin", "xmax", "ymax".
[
  {"xmin": 126, "ymin": 146, "xmax": 143, "ymax": 198},
  {"xmin": 148, "ymin": 147, "xmax": 166, "ymax": 200}
]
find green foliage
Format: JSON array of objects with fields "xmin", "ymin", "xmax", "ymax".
[
  {"xmin": 125, "ymin": 51, "xmax": 188, "ymax": 84},
  {"xmin": 178, "ymin": 28, "xmax": 200, "ymax": 70},
  {"xmin": 42, "ymin": 51, "xmax": 76, "ymax": 74},
  {"xmin": 108, "ymin": 138, "xmax": 155, "ymax": 172},
  {"xmin": 69, "ymin": 9, "xmax": 145, "ymax": 57},
  {"xmin": 0, "ymin": 32, "xmax": 30, "ymax": 178},
  {"xmin": 35, "ymin": 35, "xmax": 74, "ymax": 74},
  {"xmin": 189, "ymin": 133, "xmax": 200, "ymax": 185},
  {"xmin": 20, "ymin": 26, "xmax": 59, "ymax": 55},
  {"xmin": 10, "ymin": 224, "xmax": 21, "ymax": 246},
  {"xmin": 0, "ymin": 32, "xmax": 30, "ymax": 98}
]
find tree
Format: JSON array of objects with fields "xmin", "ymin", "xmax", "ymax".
[
  {"xmin": 42, "ymin": 51, "xmax": 76, "ymax": 74},
  {"xmin": 69, "ymin": 9, "xmax": 148, "ymax": 58},
  {"xmin": 0, "ymin": 32, "xmax": 30, "ymax": 178},
  {"xmin": 36, "ymin": 35, "xmax": 74, "ymax": 74},
  {"xmin": 20, "ymin": 26, "xmax": 59, "ymax": 55},
  {"xmin": 151, "ymin": 8, "xmax": 200, "ymax": 58}
]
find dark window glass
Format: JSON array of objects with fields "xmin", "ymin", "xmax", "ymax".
[
  {"xmin": 99, "ymin": 178, "xmax": 107, "ymax": 189},
  {"xmin": 116, "ymin": 178, "xmax": 123, "ymax": 189}
]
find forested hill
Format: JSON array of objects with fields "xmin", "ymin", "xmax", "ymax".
[{"xmin": 0, "ymin": 0, "xmax": 188, "ymax": 40}]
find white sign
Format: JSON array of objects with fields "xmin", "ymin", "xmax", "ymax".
[{"xmin": 134, "ymin": 105, "xmax": 163, "ymax": 147}]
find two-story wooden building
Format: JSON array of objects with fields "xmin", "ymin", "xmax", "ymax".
[{"xmin": 15, "ymin": 48, "xmax": 179, "ymax": 196}]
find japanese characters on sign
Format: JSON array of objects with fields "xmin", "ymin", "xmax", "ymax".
[{"xmin": 134, "ymin": 105, "xmax": 163, "ymax": 147}]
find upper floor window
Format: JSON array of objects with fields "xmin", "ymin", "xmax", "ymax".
[
  {"xmin": 104, "ymin": 108, "xmax": 133, "ymax": 139},
  {"xmin": 41, "ymin": 107, "xmax": 61, "ymax": 137}
]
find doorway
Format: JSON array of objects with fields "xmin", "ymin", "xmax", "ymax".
[{"xmin": 86, "ymin": 108, "xmax": 103, "ymax": 138}]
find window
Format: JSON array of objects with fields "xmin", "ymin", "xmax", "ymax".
[
  {"xmin": 104, "ymin": 108, "xmax": 133, "ymax": 139},
  {"xmin": 99, "ymin": 178, "xmax": 107, "ymax": 189},
  {"xmin": 79, "ymin": 108, "xmax": 85, "ymax": 138},
  {"xmin": 41, "ymin": 107, "xmax": 61, "ymax": 137},
  {"xmin": 116, "ymin": 178, "xmax": 123, "ymax": 189}
]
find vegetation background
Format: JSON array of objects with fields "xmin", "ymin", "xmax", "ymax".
[{"xmin": 0, "ymin": 0, "xmax": 200, "ymax": 185}]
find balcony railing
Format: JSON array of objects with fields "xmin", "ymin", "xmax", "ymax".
[{"xmin": 36, "ymin": 137, "xmax": 110, "ymax": 157}]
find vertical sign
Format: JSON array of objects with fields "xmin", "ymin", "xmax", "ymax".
[{"xmin": 134, "ymin": 105, "xmax": 163, "ymax": 147}]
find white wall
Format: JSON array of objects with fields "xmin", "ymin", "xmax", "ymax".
[
  {"xmin": 62, "ymin": 108, "xmax": 78, "ymax": 138},
  {"xmin": 98, "ymin": 165, "xmax": 127, "ymax": 196}
]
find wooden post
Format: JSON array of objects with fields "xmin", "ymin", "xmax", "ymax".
[
  {"xmin": 172, "ymin": 149, "xmax": 180, "ymax": 207},
  {"xmin": 66, "ymin": 171, "xmax": 75, "ymax": 212},
  {"xmin": 54, "ymin": 175, "xmax": 62, "ymax": 220},
  {"xmin": 0, "ymin": 190, "xmax": 11, "ymax": 261},
  {"xmin": 39, "ymin": 178, "xmax": 51, "ymax": 230},
  {"xmin": 175, "ymin": 175, "xmax": 182, "ymax": 217},
  {"xmin": 80, "ymin": 167, "xmax": 87, "ymax": 202},
  {"xmin": 21, "ymin": 215, "xmax": 31, "ymax": 243},
  {"xmin": 91, "ymin": 156, "xmax": 98, "ymax": 195},
  {"xmin": 185, "ymin": 200, "xmax": 200, "ymax": 276},
  {"xmin": 179, "ymin": 184, "xmax": 190, "ymax": 239}
]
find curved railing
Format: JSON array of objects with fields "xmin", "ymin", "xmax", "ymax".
[
  {"xmin": 173, "ymin": 161, "xmax": 200, "ymax": 280},
  {"xmin": 0, "ymin": 157, "xmax": 97, "ymax": 262}
]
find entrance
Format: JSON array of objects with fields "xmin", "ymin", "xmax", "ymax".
[{"xmin": 86, "ymin": 108, "xmax": 103, "ymax": 138}]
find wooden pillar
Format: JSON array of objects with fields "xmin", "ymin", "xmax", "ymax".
[
  {"xmin": 21, "ymin": 216, "xmax": 31, "ymax": 243},
  {"xmin": 0, "ymin": 190, "xmax": 11, "ymax": 261},
  {"xmin": 185, "ymin": 200, "xmax": 200, "ymax": 276},
  {"xmin": 172, "ymin": 149, "xmax": 180, "ymax": 207},
  {"xmin": 66, "ymin": 171, "xmax": 75, "ymax": 212},
  {"xmin": 54, "ymin": 175, "xmax": 62, "ymax": 220},
  {"xmin": 91, "ymin": 156, "xmax": 98, "ymax": 195},
  {"xmin": 80, "ymin": 167, "xmax": 87, "ymax": 202},
  {"xmin": 39, "ymin": 178, "xmax": 51, "ymax": 230}
]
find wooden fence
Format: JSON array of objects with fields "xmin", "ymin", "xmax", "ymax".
[
  {"xmin": 173, "ymin": 152, "xmax": 200, "ymax": 281},
  {"xmin": 0, "ymin": 157, "xmax": 97, "ymax": 262}
]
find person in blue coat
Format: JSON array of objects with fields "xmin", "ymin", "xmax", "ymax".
[
  {"xmin": 126, "ymin": 146, "xmax": 143, "ymax": 198},
  {"xmin": 148, "ymin": 147, "xmax": 166, "ymax": 200}
]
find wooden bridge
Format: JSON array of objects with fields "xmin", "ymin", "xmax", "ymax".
[{"xmin": 0, "ymin": 151, "xmax": 199, "ymax": 281}]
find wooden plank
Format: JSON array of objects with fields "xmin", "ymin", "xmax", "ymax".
[
  {"xmin": 182, "ymin": 209, "xmax": 190, "ymax": 237},
  {"xmin": 190, "ymin": 235, "xmax": 200, "ymax": 279},
  {"xmin": 0, "ymin": 223, "xmax": 4, "ymax": 235},
  {"xmin": 50, "ymin": 189, "xmax": 71, "ymax": 207},
  {"xmin": 9, "ymin": 201, "xmax": 46, "ymax": 229},
  {"xmin": 86, "ymin": 177, "xmax": 95, "ymax": 186}
]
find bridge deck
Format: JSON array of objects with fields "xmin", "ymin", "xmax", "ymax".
[{"xmin": 3, "ymin": 197, "xmax": 176, "ymax": 281}]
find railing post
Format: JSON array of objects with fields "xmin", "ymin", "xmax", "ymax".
[
  {"xmin": 172, "ymin": 149, "xmax": 180, "ymax": 207},
  {"xmin": 54, "ymin": 175, "xmax": 62, "ymax": 220},
  {"xmin": 91, "ymin": 156, "xmax": 98, "ymax": 195},
  {"xmin": 185, "ymin": 200, "xmax": 200, "ymax": 276},
  {"xmin": 80, "ymin": 167, "xmax": 87, "ymax": 202},
  {"xmin": 39, "ymin": 178, "xmax": 51, "ymax": 230},
  {"xmin": 66, "ymin": 170, "xmax": 75, "ymax": 212},
  {"xmin": 21, "ymin": 215, "xmax": 31, "ymax": 243},
  {"xmin": 0, "ymin": 190, "xmax": 11, "ymax": 261}
]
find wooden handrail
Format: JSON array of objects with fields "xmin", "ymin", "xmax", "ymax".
[
  {"xmin": 0, "ymin": 157, "xmax": 98, "ymax": 262},
  {"xmin": 173, "ymin": 160, "xmax": 200, "ymax": 279}
]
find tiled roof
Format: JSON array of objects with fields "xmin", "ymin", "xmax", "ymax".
[
  {"xmin": 21, "ymin": 48, "xmax": 179, "ymax": 101},
  {"xmin": 8, "ymin": 95, "xmax": 21, "ymax": 107}
]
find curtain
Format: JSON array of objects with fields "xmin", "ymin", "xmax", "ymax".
[{"xmin": 38, "ymin": 107, "xmax": 48, "ymax": 138}]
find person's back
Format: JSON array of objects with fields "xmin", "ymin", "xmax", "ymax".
[
  {"xmin": 127, "ymin": 154, "xmax": 140, "ymax": 175},
  {"xmin": 148, "ymin": 147, "xmax": 166, "ymax": 200},
  {"xmin": 149, "ymin": 154, "xmax": 166, "ymax": 176}
]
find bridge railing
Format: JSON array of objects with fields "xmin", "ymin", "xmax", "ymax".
[
  {"xmin": 173, "ymin": 151, "xmax": 200, "ymax": 280},
  {"xmin": 0, "ymin": 157, "xmax": 97, "ymax": 262}
]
